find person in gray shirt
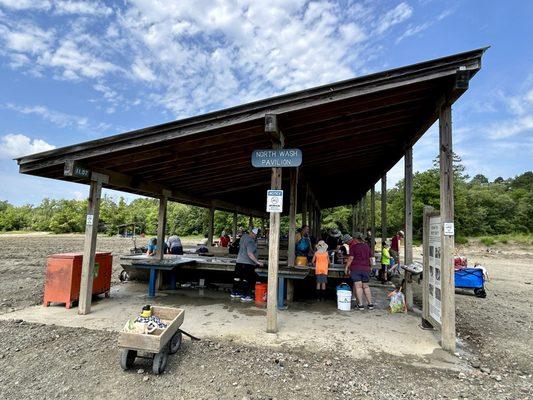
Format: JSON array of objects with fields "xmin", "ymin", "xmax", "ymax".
[{"xmin": 232, "ymin": 227, "xmax": 263, "ymax": 302}]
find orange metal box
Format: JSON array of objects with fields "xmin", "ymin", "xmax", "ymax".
[{"xmin": 43, "ymin": 252, "xmax": 112, "ymax": 308}]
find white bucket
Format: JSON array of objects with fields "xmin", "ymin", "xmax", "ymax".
[{"xmin": 337, "ymin": 289, "xmax": 352, "ymax": 311}]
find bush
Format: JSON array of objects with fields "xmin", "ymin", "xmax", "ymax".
[
  {"xmin": 455, "ymin": 235, "xmax": 468, "ymax": 245},
  {"xmin": 480, "ymin": 237, "xmax": 495, "ymax": 246}
]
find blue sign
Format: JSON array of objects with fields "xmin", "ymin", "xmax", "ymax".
[{"xmin": 251, "ymin": 149, "xmax": 302, "ymax": 168}]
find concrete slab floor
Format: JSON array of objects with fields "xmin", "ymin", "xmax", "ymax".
[{"xmin": 0, "ymin": 282, "xmax": 449, "ymax": 362}]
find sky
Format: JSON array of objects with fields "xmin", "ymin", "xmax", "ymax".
[{"xmin": 0, "ymin": 0, "xmax": 532, "ymax": 206}]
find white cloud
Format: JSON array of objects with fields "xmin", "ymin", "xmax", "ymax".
[
  {"xmin": 486, "ymin": 87, "xmax": 533, "ymax": 139},
  {"xmin": 488, "ymin": 116, "xmax": 533, "ymax": 139},
  {"xmin": 4, "ymin": 103, "xmax": 89, "ymax": 128},
  {"xmin": 0, "ymin": 21, "xmax": 54, "ymax": 54},
  {"xmin": 0, "ymin": 134, "xmax": 55, "ymax": 159},
  {"xmin": 375, "ymin": 2, "xmax": 413, "ymax": 34},
  {"xmin": 131, "ymin": 59, "xmax": 156, "ymax": 81},
  {"xmin": 118, "ymin": 0, "xmax": 404, "ymax": 116},
  {"xmin": 3, "ymin": 102, "xmax": 115, "ymax": 135},
  {"xmin": 0, "ymin": 1, "xmax": 417, "ymax": 118},
  {"xmin": 396, "ymin": 7, "xmax": 454, "ymax": 43},
  {"xmin": 53, "ymin": 1, "xmax": 112, "ymax": 16},
  {"xmin": 38, "ymin": 38, "xmax": 120, "ymax": 79},
  {"xmin": 0, "ymin": 0, "xmax": 51, "ymax": 10}
]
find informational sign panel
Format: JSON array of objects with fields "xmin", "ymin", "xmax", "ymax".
[
  {"xmin": 86, "ymin": 214, "xmax": 94, "ymax": 226},
  {"xmin": 251, "ymin": 149, "xmax": 302, "ymax": 168},
  {"xmin": 428, "ymin": 216, "xmax": 442, "ymax": 325},
  {"xmin": 266, "ymin": 190, "xmax": 283, "ymax": 213}
]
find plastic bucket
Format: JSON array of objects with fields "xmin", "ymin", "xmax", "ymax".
[
  {"xmin": 255, "ymin": 282, "xmax": 268, "ymax": 303},
  {"xmin": 337, "ymin": 289, "xmax": 352, "ymax": 311},
  {"xmin": 296, "ymin": 256, "xmax": 308, "ymax": 267}
]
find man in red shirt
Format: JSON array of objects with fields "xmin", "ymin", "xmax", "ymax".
[
  {"xmin": 390, "ymin": 230, "xmax": 404, "ymax": 265},
  {"xmin": 344, "ymin": 232, "xmax": 374, "ymax": 310}
]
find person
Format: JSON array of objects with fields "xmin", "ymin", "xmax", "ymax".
[
  {"xmin": 295, "ymin": 225, "xmax": 312, "ymax": 259},
  {"xmin": 167, "ymin": 235, "xmax": 183, "ymax": 255},
  {"xmin": 380, "ymin": 242, "xmax": 391, "ymax": 284},
  {"xmin": 231, "ymin": 227, "xmax": 263, "ymax": 302},
  {"xmin": 312, "ymin": 240, "xmax": 330, "ymax": 301},
  {"xmin": 345, "ymin": 232, "xmax": 374, "ymax": 310},
  {"xmin": 365, "ymin": 228, "xmax": 374, "ymax": 250},
  {"xmin": 146, "ymin": 238, "xmax": 157, "ymax": 256},
  {"xmin": 219, "ymin": 229, "xmax": 230, "ymax": 247},
  {"xmin": 390, "ymin": 230, "xmax": 404, "ymax": 265},
  {"xmin": 326, "ymin": 228, "xmax": 342, "ymax": 251}
]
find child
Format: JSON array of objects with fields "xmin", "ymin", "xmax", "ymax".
[
  {"xmin": 380, "ymin": 242, "xmax": 391, "ymax": 284},
  {"xmin": 312, "ymin": 240, "xmax": 330, "ymax": 301}
]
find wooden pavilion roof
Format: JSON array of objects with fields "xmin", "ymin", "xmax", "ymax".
[{"xmin": 16, "ymin": 48, "xmax": 487, "ymax": 216}]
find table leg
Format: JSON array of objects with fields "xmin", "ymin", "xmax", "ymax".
[
  {"xmin": 169, "ymin": 271, "xmax": 177, "ymax": 290},
  {"xmin": 286, "ymin": 280, "xmax": 294, "ymax": 303},
  {"xmin": 278, "ymin": 276, "xmax": 285, "ymax": 310},
  {"xmin": 148, "ymin": 268, "xmax": 156, "ymax": 297}
]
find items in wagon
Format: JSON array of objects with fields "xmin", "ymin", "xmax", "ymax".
[{"xmin": 135, "ymin": 315, "xmax": 168, "ymax": 329}]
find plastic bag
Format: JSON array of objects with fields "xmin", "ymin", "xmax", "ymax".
[{"xmin": 388, "ymin": 289, "xmax": 407, "ymax": 313}]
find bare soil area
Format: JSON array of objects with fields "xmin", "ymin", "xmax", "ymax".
[{"xmin": 0, "ymin": 235, "xmax": 532, "ymax": 399}]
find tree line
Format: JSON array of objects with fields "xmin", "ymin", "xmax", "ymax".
[{"xmin": 1, "ymin": 166, "xmax": 531, "ymax": 239}]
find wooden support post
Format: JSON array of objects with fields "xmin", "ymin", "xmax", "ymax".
[
  {"xmin": 302, "ymin": 185, "xmax": 308, "ymax": 227},
  {"xmin": 155, "ymin": 192, "xmax": 169, "ymax": 260},
  {"xmin": 267, "ymin": 167, "xmax": 282, "ymax": 332},
  {"xmin": 371, "ymin": 187, "xmax": 376, "ymax": 255},
  {"xmin": 361, "ymin": 196, "xmax": 367, "ymax": 232},
  {"xmin": 265, "ymin": 114, "xmax": 283, "ymax": 333},
  {"xmin": 439, "ymin": 103, "xmax": 456, "ymax": 352},
  {"xmin": 316, "ymin": 208, "xmax": 321, "ymax": 238},
  {"xmin": 232, "ymin": 212, "xmax": 238, "ymax": 241},
  {"xmin": 155, "ymin": 190, "xmax": 170, "ymax": 290},
  {"xmin": 404, "ymin": 147, "xmax": 414, "ymax": 309},
  {"xmin": 249, "ymin": 216, "xmax": 254, "ymax": 231},
  {"xmin": 287, "ymin": 169, "xmax": 298, "ymax": 266},
  {"xmin": 381, "ymin": 174, "xmax": 387, "ymax": 244},
  {"xmin": 78, "ymin": 172, "xmax": 108, "ymax": 315},
  {"xmin": 351, "ymin": 204, "xmax": 356, "ymax": 236},
  {"xmin": 207, "ymin": 206, "xmax": 215, "ymax": 246}
]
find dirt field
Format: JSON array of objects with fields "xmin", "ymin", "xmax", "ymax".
[{"xmin": 0, "ymin": 234, "xmax": 531, "ymax": 399}]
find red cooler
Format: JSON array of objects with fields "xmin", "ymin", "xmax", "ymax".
[{"xmin": 43, "ymin": 252, "xmax": 112, "ymax": 308}]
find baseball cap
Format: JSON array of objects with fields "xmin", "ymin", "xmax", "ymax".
[{"xmin": 251, "ymin": 227, "xmax": 259, "ymax": 235}]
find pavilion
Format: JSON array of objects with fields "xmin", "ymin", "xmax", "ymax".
[{"xmin": 16, "ymin": 47, "xmax": 487, "ymax": 352}]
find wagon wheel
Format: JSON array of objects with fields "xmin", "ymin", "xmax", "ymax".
[
  {"xmin": 474, "ymin": 288, "xmax": 486, "ymax": 298},
  {"xmin": 169, "ymin": 331, "xmax": 183, "ymax": 354},
  {"xmin": 152, "ymin": 350, "xmax": 169, "ymax": 375},
  {"xmin": 120, "ymin": 349, "xmax": 137, "ymax": 370}
]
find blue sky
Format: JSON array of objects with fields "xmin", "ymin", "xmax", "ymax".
[{"xmin": 0, "ymin": 0, "xmax": 531, "ymax": 206}]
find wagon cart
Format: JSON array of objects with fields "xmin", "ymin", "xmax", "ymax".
[
  {"xmin": 455, "ymin": 268, "xmax": 486, "ymax": 298},
  {"xmin": 118, "ymin": 306, "xmax": 185, "ymax": 374}
]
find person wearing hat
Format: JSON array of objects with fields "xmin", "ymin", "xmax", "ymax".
[
  {"xmin": 390, "ymin": 230, "xmax": 404, "ymax": 265},
  {"xmin": 312, "ymin": 240, "xmax": 330, "ymax": 300},
  {"xmin": 344, "ymin": 232, "xmax": 374, "ymax": 310},
  {"xmin": 326, "ymin": 228, "xmax": 342, "ymax": 252},
  {"xmin": 231, "ymin": 227, "xmax": 263, "ymax": 302}
]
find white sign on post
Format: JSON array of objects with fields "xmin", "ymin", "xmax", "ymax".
[
  {"xmin": 86, "ymin": 214, "xmax": 94, "ymax": 226},
  {"xmin": 266, "ymin": 190, "xmax": 283, "ymax": 213},
  {"xmin": 443, "ymin": 222, "xmax": 455, "ymax": 236}
]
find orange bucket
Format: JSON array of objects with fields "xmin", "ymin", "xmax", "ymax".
[{"xmin": 255, "ymin": 282, "xmax": 268, "ymax": 303}]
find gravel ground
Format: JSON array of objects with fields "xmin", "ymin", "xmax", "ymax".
[{"xmin": 0, "ymin": 234, "xmax": 532, "ymax": 399}]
